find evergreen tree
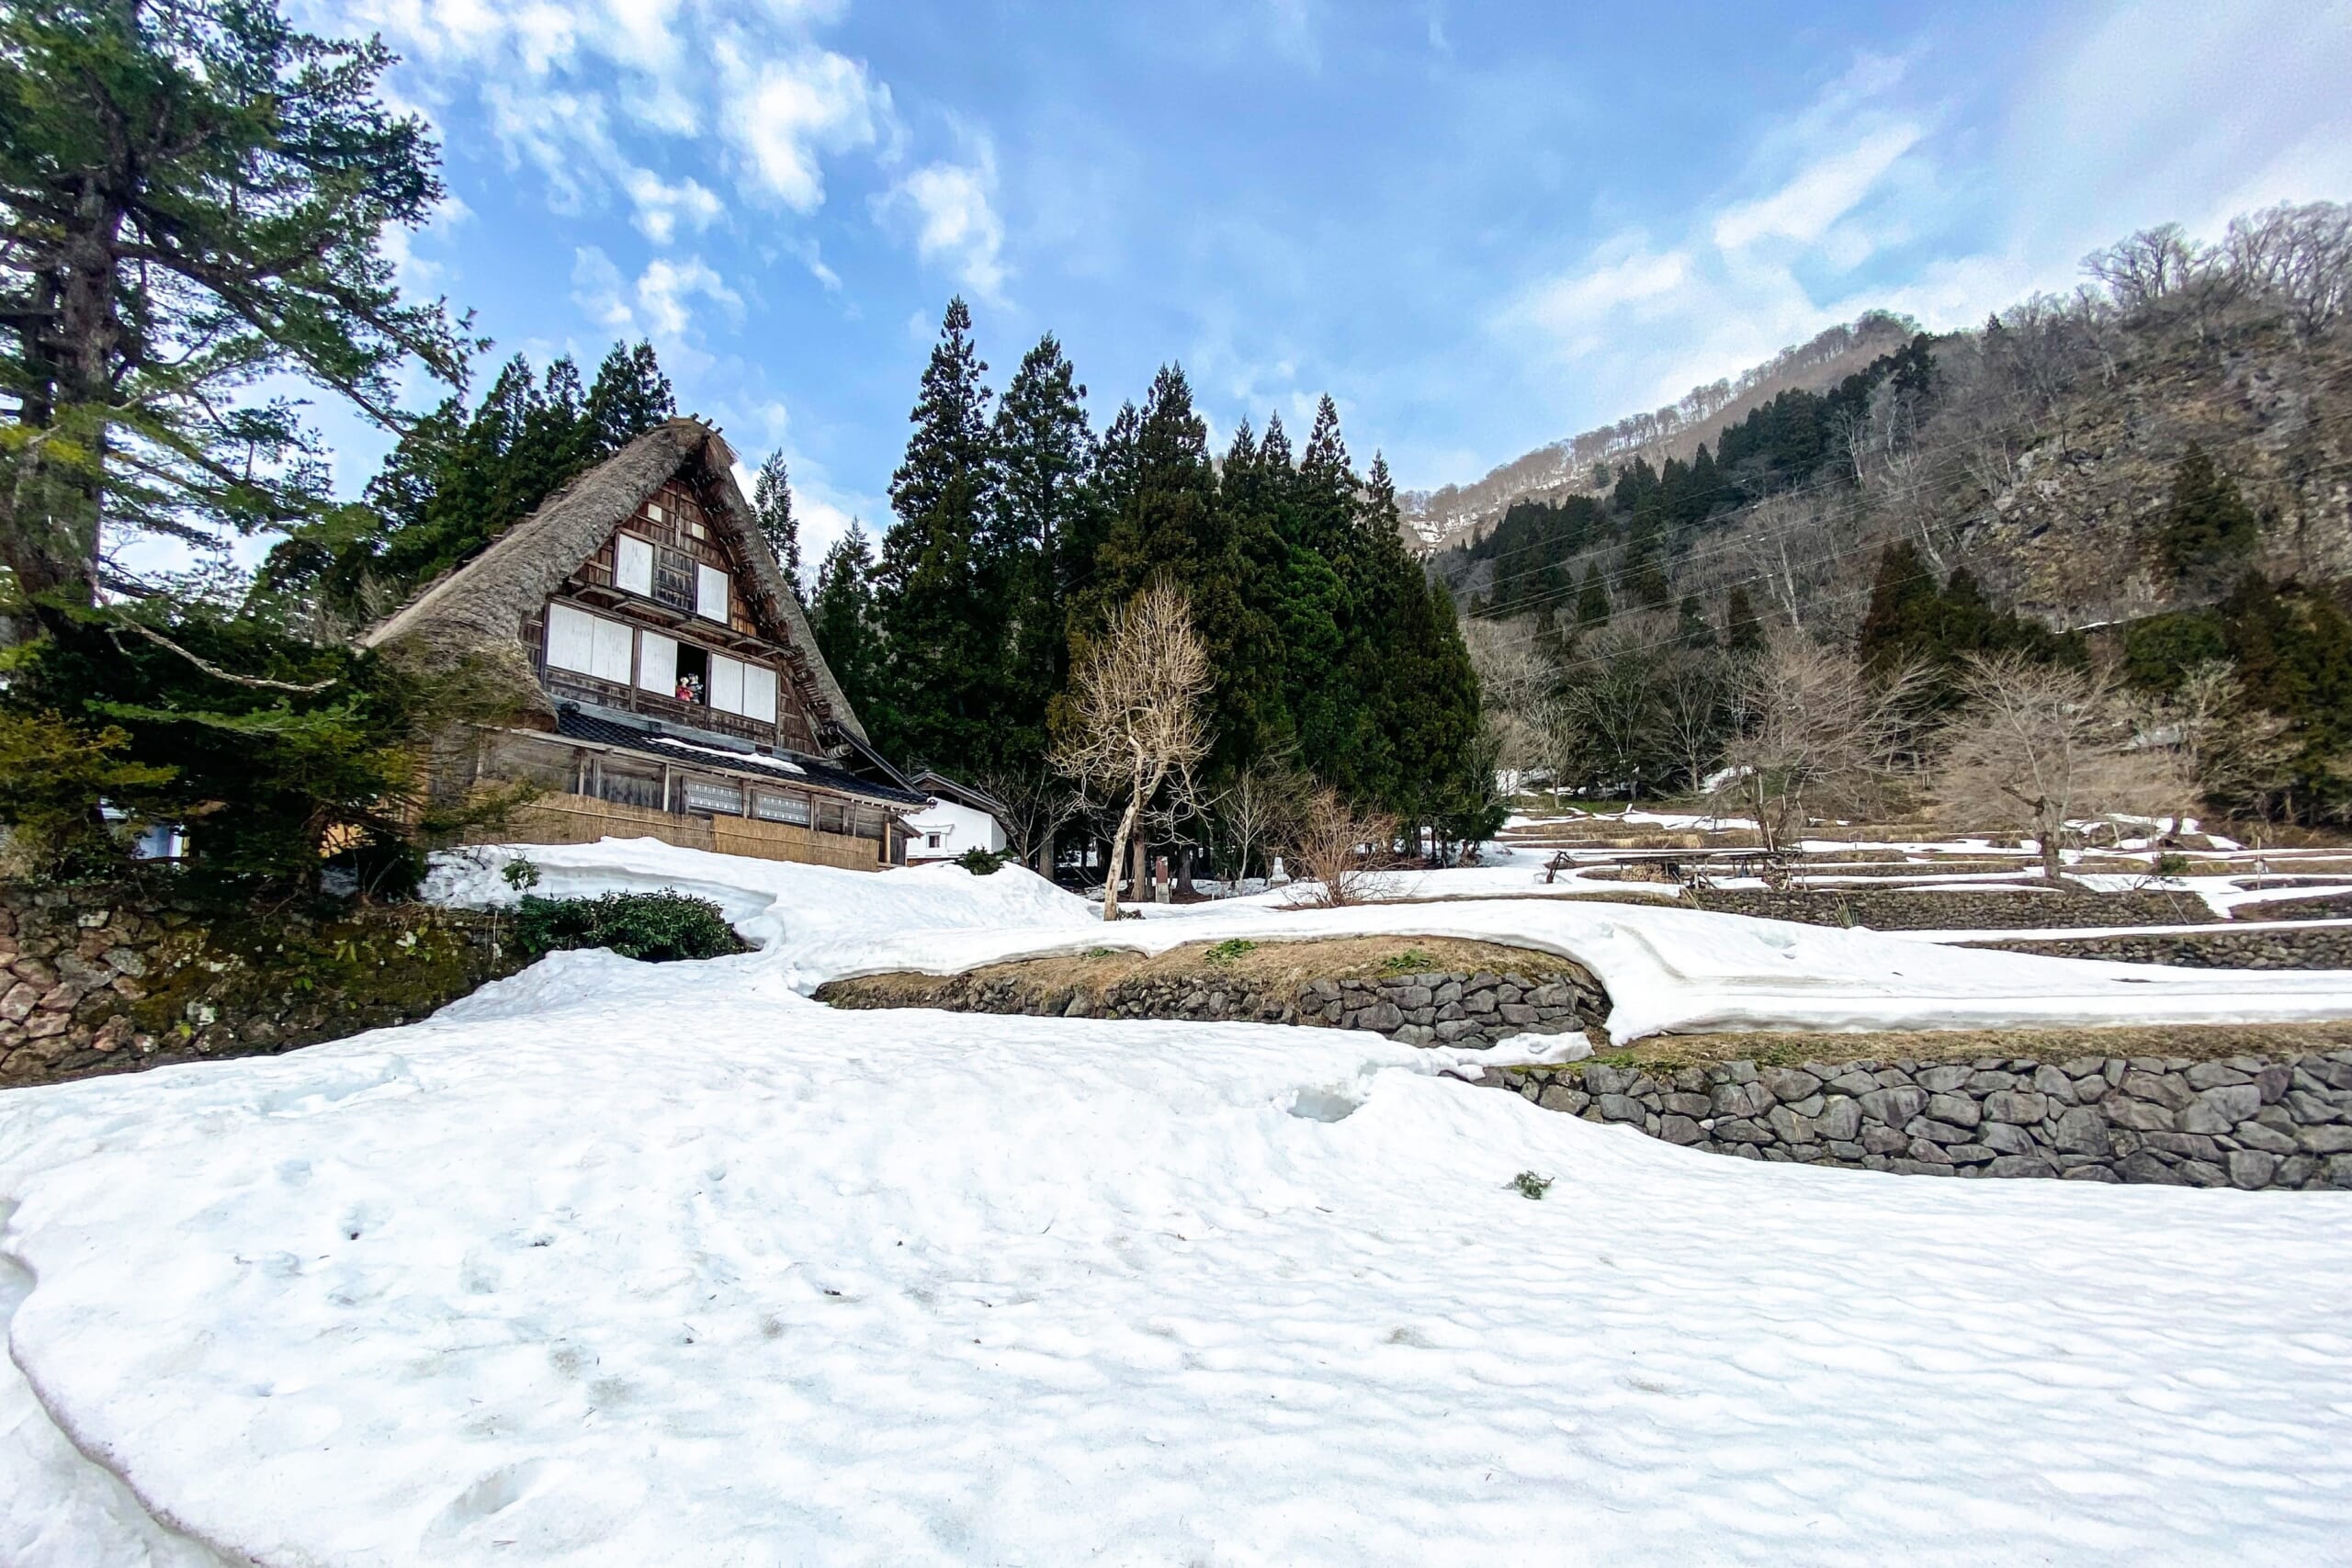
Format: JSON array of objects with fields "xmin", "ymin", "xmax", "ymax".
[
  {"xmin": 0, "ymin": 0, "xmax": 465, "ymax": 619},
  {"xmin": 2162, "ymin": 444, "xmax": 2260, "ymax": 581},
  {"xmin": 809, "ymin": 525, "xmax": 883, "ymax": 722},
  {"xmin": 1082, "ymin": 366, "xmax": 1280, "ymax": 777},
  {"xmin": 1577, "ymin": 562, "xmax": 1611, "ymax": 626},
  {"xmin": 1724, "ymin": 585, "xmax": 1766, "ymax": 653},
  {"xmin": 261, "ymin": 340, "xmax": 680, "ymax": 621},
  {"xmin": 872, "ymin": 298, "xmax": 1001, "ymax": 769},
  {"xmin": 583, "ymin": 342, "xmax": 676, "ymax": 456},
  {"xmin": 1677, "ymin": 594, "xmax": 1715, "ymax": 649},
  {"xmin": 752, "ymin": 451, "xmax": 800, "ymax": 586},
  {"xmin": 990, "ymin": 333, "xmax": 1095, "ymax": 772}
]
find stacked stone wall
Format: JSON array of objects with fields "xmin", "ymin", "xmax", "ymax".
[
  {"xmin": 1977, "ymin": 926, "xmax": 2352, "ymax": 969},
  {"xmin": 820, "ymin": 964, "xmax": 1609, "ymax": 1050},
  {"xmin": 1487, "ymin": 1051, "xmax": 2352, "ymax": 1190}
]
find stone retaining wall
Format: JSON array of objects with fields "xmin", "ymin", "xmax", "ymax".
[
  {"xmin": 1677, "ymin": 887, "xmax": 2220, "ymax": 931},
  {"xmin": 1975, "ymin": 926, "xmax": 2352, "ymax": 969},
  {"xmin": 1483, "ymin": 1050, "xmax": 2352, "ymax": 1189},
  {"xmin": 0, "ymin": 887, "xmax": 525, "ymax": 1089},
  {"xmin": 819, "ymin": 963, "xmax": 1610, "ymax": 1049}
]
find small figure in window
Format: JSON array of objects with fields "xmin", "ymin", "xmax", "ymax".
[{"xmin": 675, "ymin": 672, "xmax": 704, "ymax": 705}]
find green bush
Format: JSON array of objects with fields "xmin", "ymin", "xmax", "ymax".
[
  {"xmin": 954, "ymin": 846, "xmax": 1006, "ymax": 875},
  {"xmin": 509, "ymin": 890, "xmax": 741, "ymax": 963}
]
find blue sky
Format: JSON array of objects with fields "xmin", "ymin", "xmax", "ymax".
[{"xmin": 297, "ymin": 0, "xmax": 2352, "ymax": 563}]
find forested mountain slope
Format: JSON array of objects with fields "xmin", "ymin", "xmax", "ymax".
[
  {"xmin": 1403, "ymin": 312, "xmax": 1919, "ymax": 549},
  {"xmin": 1435, "ymin": 208, "xmax": 2352, "ymax": 641}
]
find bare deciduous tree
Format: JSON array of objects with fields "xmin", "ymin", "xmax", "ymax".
[
  {"xmin": 1717, "ymin": 633, "xmax": 1921, "ymax": 854},
  {"xmin": 1213, "ymin": 756, "xmax": 1307, "ymax": 891},
  {"xmin": 1049, "ymin": 582, "xmax": 1213, "ymax": 921},
  {"xmin": 1286, "ymin": 788, "xmax": 1396, "ymax": 908},
  {"xmin": 1934, "ymin": 654, "xmax": 2186, "ymax": 884},
  {"xmin": 2146, "ymin": 660, "xmax": 2292, "ymax": 830},
  {"xmin": 973, "ymin": 762, "xmax": 1084, "ymax": 875}
]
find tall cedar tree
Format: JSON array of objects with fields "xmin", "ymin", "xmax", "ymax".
[
  {"xmin": 752, "ymin": 450, "xmax": 800, "ymax": 586},
  {"xmin": 873, "ymin": 299, "xmax": 1002, "ymax": 770},
  {"xmin": 808, "ymin": 525, "xmax": 883, "ymax": 721},
  {"xmin": 1080, "ymin": 366, "xmax": 1280, "ymax": 780},
  {"xmin": 990, "ymin": 335, "xmax": 1094, "ymax": 773},
  {"xmin": 0, "ymin": 0, "xmax": 466, "ymax": 621}
]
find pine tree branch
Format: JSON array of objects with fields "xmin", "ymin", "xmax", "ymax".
[{"xmin": 112, "ymin": 620, "xmax": 337, "ymax": 694}]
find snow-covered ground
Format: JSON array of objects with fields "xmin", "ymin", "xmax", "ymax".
[{"xmin": 6, "ymin": 840, "xmax": 2352, "ymax": 1565}]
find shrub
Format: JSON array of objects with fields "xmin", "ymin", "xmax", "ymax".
[
  {"xmin": 509, "ymin": 890, "xmax": 741, "ymax": 963},
  {"xmin": 1286, "ymin": 789, "xmax": 1397, "ymax": 908},
  {"xmin": 1204, "ymin": 938, "xmax": 1259, "ymax": 965},
  {"xmin": 1510, "ymin": 1171, "xmax": 1554, "ymax": 1201},
  {"xmin": 1378, "ymin": 948, "xmax": 1439, "ymax": 974},
  {"xmin": 954, "ymin": 846, "xmax": 1006, "ymax": 875}
]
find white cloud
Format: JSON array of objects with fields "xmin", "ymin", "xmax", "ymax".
[
  {"xmin": 1713, "ymin": 124, "xmax": 1923, "ymax": 251},
  {"xmin": 571, "ymin": 246, "xmax": 742, "ymax": 340},
  {"xmin": 718, "ymin": 45, "xmax": 889, "ymax": 212},
  {"xmin": 876, "ymin": 157, "xmax": 1009, "ymax": 301},
  {"xmin": 624, "ymin": 168, "xmax": 724, "ymax": 243},
  {"xmin": 637, "ymin": 255, "xmax": 745, "ymax": 335},
  {"xmin": 1509, "ymin": 246, "xmax": 1692, "ymax": 358}
]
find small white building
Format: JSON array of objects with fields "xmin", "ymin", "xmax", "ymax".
[{"xmin": 905, "ymin": 771, "xmax": 1011, "ymax": 863}]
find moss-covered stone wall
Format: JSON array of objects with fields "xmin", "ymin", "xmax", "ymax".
[{"xmin": 0, "ymin": 887, "xmax": 526, "ymax": 1089}]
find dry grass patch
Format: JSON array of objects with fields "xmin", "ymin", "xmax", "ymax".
[{"xmin": 827, "ymin": 935, "xmax": 1589, "ymax": 1010}]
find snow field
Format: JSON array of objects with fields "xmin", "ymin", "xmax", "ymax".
[{"xmin": 6, "ymin": 964, "xmax": 2352, "ymax": 1564}]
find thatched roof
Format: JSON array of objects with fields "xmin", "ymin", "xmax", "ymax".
[{"xmin": 360, "ymin": 417, "xmax": 866, "ymax": 743}]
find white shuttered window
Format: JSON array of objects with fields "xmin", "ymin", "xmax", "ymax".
[
  {"xmin": 590, "ymin": 615, "xmax": 634, "ymax": 683},
  {"xmin": 707, "ymin": 654, "xmax": 746, "ymax": 716},
  {"xmin": 637, "ymin": 630, "xmax": 677, "ymax": 694},
  {"xmin": 695, "ymin": 563, "xmax": 729, "ymax": 621},
  {"xmin": 545, "ymin": 603, "xmax": 597, "ymax": 674},
  {"xmin": 741, "ymin": 662, "xmax": 778, "ymax": 725},
  {"xmin": 616, "ymin": 534, "xmax": 655, "ymax": 596}
]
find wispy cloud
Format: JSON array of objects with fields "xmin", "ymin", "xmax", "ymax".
[{"xmin": 876, "ymin": 152, "xmax": 1009, "ymax": 302}]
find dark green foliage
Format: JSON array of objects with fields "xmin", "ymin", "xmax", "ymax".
[
  {"xmin": 1724, "ymin": 586, "xmax": 1765, "ymax": 653},
  {"xmin": 870, "ymin": 299, "xmax": 1004, "ymax": 771},
  {"xmin": 1677, "ymin": 595, "xmax": 1714, "ymax": 649},
  {"xmin": 261, "ymin": 341, "xmax": 677, "ymax": 622},
  {"xmin": 989, "ymin": 334, "xmax": 1096, "ymax": 775},
  {"xmin": 0, "ymin": 0, "xmax": 467, "ymax": 615},
  {"xmin": 509, "ymin": 890, "xmax": 741, "ymax": 963},
  {"xmin": 2160, "ymin": 445, "xmax": 2259, "ymax": 581},
  {"xmin": 808, "ymin": 525, "xmax": 884, "ymax": 719},
  {"xmin": 752, "ymin": 450, "xmax": 800, "ymax": 585},
  {"xmin": 953, "ymin": 846, "xmax": 1005, "ymax": 875},
  {"xmin": 1714, "ymin": 335, "xmax": 1936, "ymax": 495},
  {"xmin": 1576, "ymin": 563, "xmax": 1611, "ymax": 626},
  {"xmin": 1856, "ymin": 542, "xmax": 2077, "ymax": 695},
  {"xmin": 2120, "ymin": 573, "xmax": 2352, "ymax": 820},
  {"xmin": 0, "ymin": 602, "xmax": 515, "ymax": 895}
]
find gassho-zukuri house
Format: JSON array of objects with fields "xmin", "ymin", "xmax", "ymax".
[{"xmin": 363, "ymin": 417, "xmax": 928, "ymax": 871}]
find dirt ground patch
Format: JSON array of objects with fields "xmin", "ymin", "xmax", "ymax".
[{"xmin": 1592, "ymin": 1020, "xmax": 2352, "ymax": 1071}]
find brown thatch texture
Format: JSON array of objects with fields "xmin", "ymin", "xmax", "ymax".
[{"xmin": 359, "ymin": 418, "xmax": 867, "ymax": 743}]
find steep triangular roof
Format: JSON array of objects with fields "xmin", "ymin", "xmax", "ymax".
[{"xmin": 362, "ymin": 417, "xmax": 866, "ymax": 744}]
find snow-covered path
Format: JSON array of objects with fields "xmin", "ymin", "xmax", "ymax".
[{"xmin": 6, "ymin": 843, "xmax": 2352, "ymax": 1564}]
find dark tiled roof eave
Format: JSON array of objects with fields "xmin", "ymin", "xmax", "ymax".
[{"xmin": 548, "ymin": 710, "xmax": 928, "ymax": 807}]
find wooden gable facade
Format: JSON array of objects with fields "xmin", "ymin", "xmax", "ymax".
[{"xmin": 526, "ymin": 471, "xmax": 823, "ymax": 753}]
